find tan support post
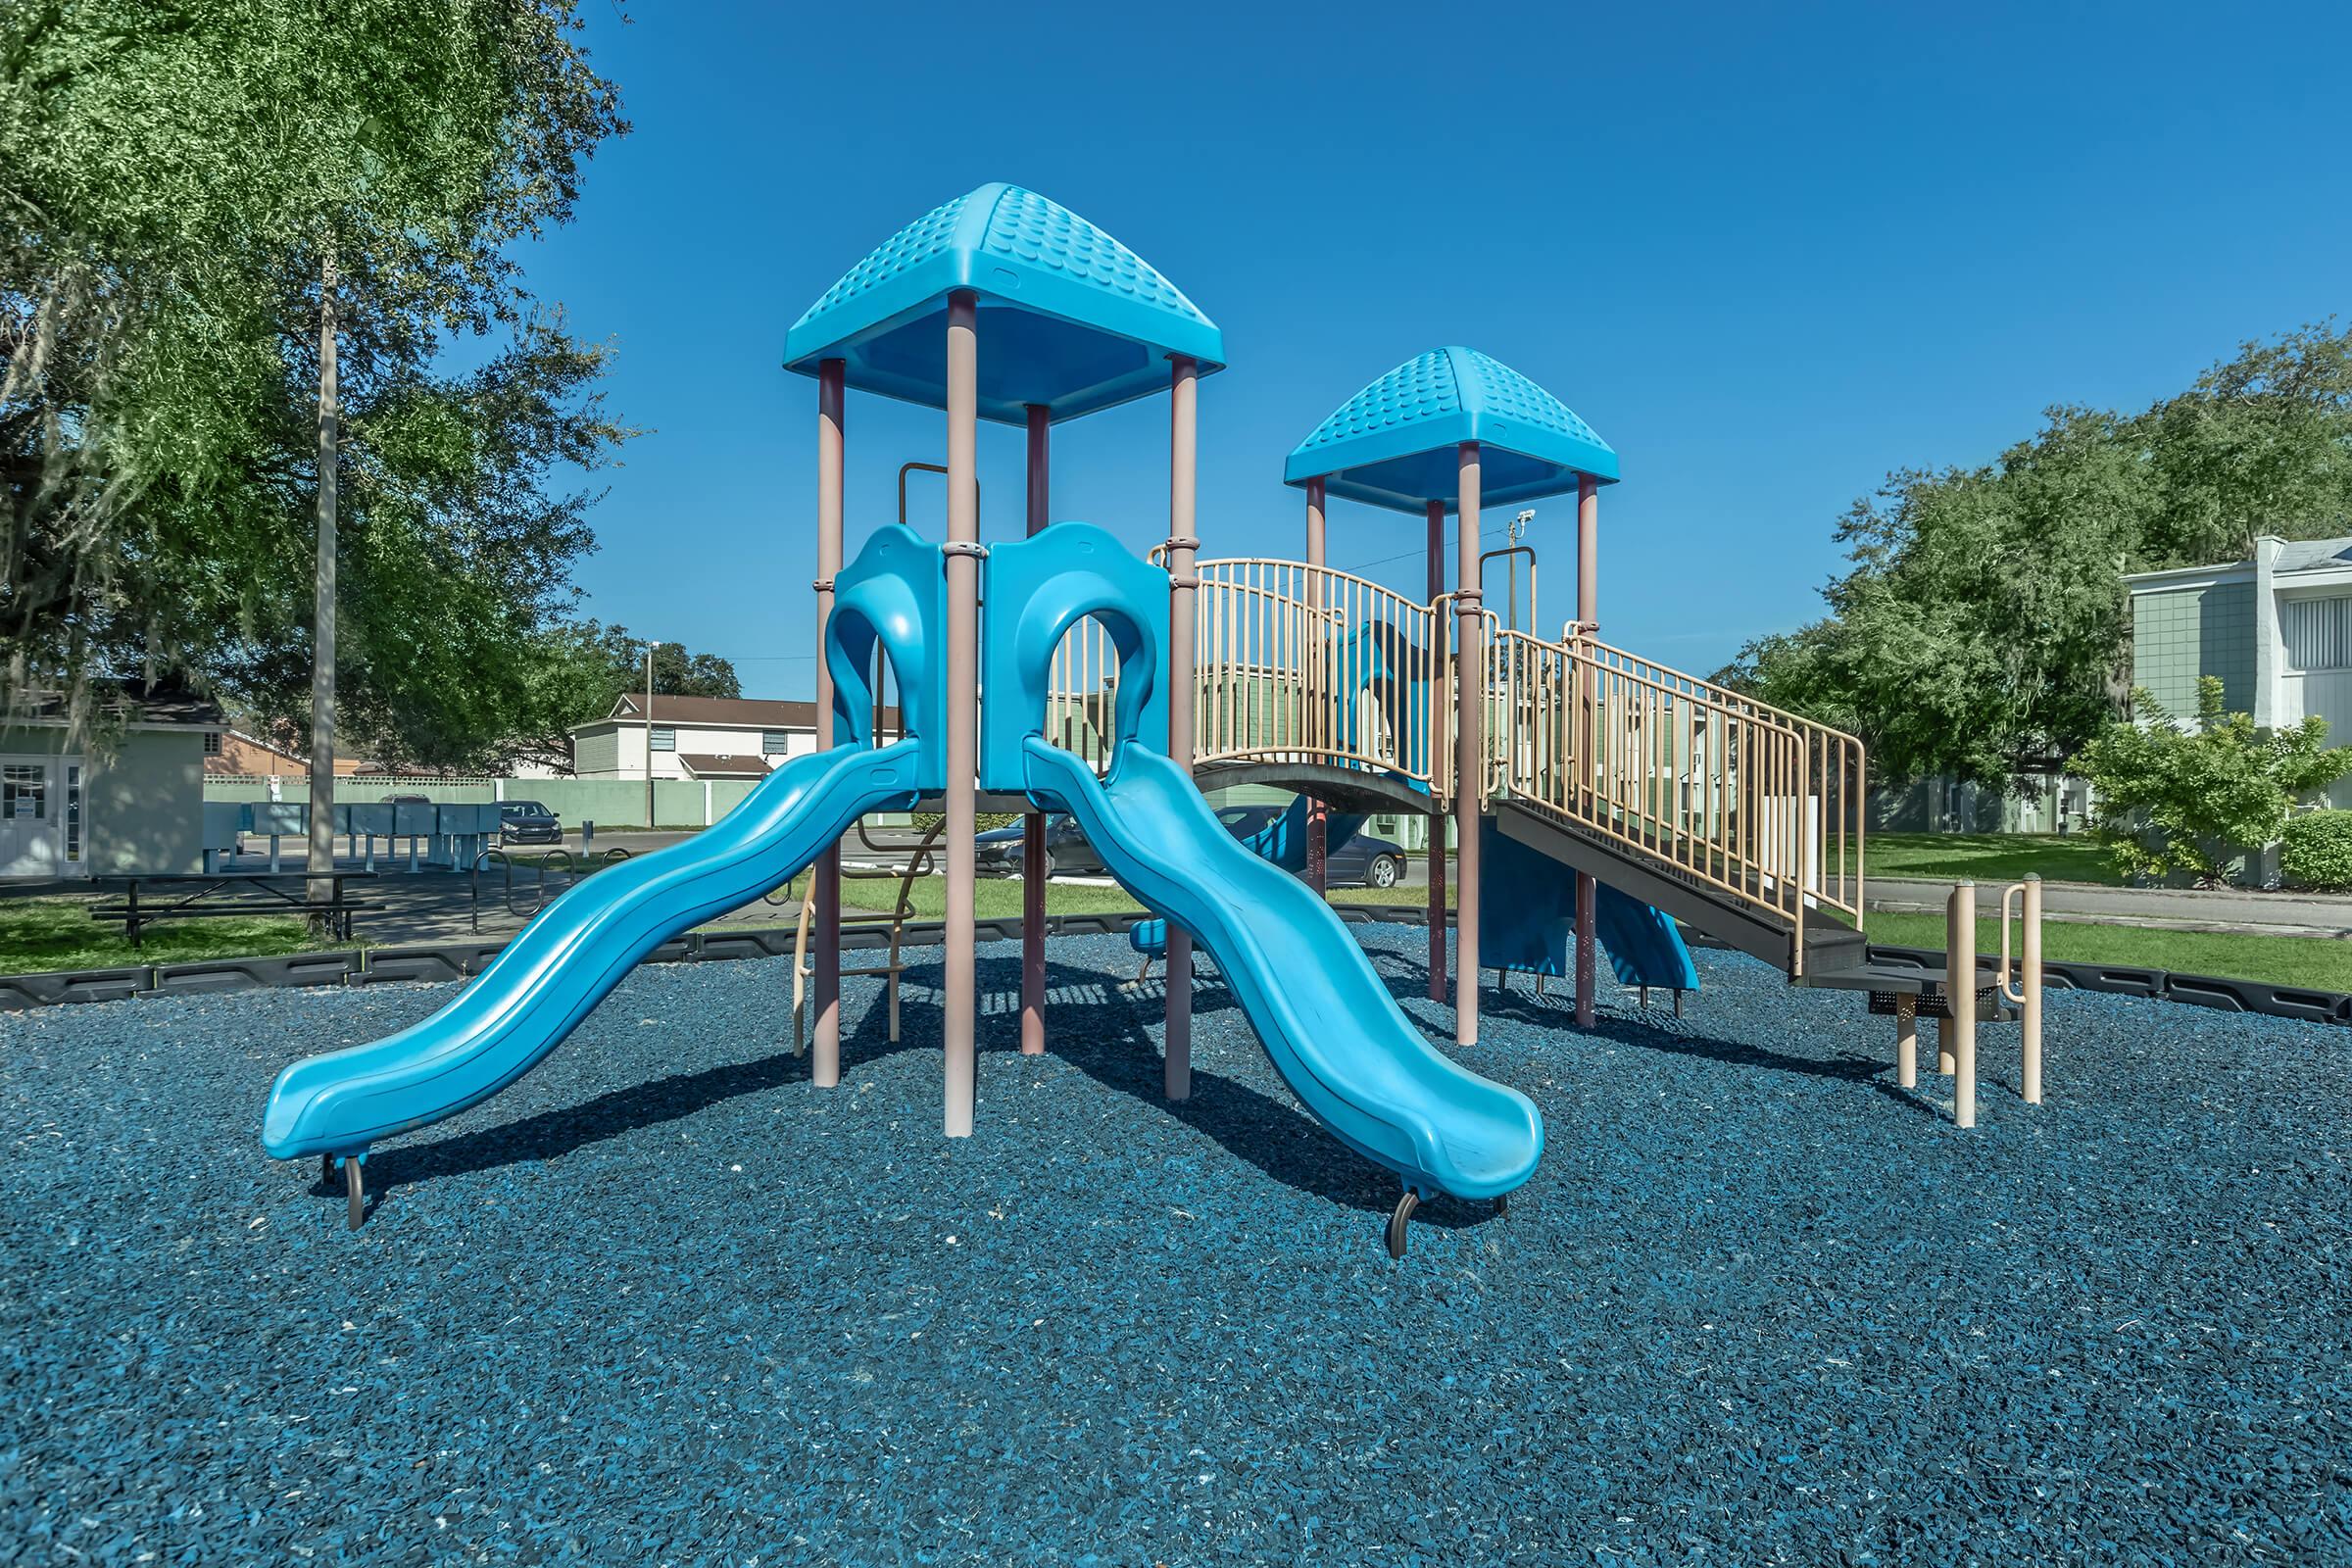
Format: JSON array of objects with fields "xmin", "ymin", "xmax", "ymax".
[
  {"xmin": 2002, "ymin": 873, "xmax": 2044, "ymax": 1103},
  {"xmin": 1164, "ymin": 356, "xmax": 1200, "ymax": 1101},
  {"xmin": 1304, "ymin": 476, "xmax": 1328, "ymax": 896},
  {"xmin": 2023, "ymin": 873, "xmax": 2042, "ymax": 1103},
  {"xmin": 1021, "ymin": 405, "xmax": 1050, "ymax": 1057},
  {"xmin": 942, "ymin": 291, "xmax": 979, "ymax": 1138},
  {"xmin": 1454, "ymin": 442, "xmax": 1483, "ymax": 1048},
  {"xmin": 1574, "ymin": 472, "xmax": 1599, "ymax": 1030},
  {"xmin": 812, "ymin": 360, "xmax": 846, "ymax": 1088},
  {"xmin": 1895, "ymin": 992, "xmax": 1917, "ymax": 1089},
  {"xmin": 1949, "ymin": 879, "xmax": 1978, "ymax": 1128},
  {"xmin": 1425, "ymin": 499, "xmax": 1447, "ymax": 1003}
]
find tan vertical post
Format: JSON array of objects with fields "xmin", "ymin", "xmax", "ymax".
[
  {"xmin": 1304, "ymin": 476, "xmax": 1328, "ymax": 895},
  {"xmin": 812, "ymin": 360, "xmax": 846, "ymax": 1088},
  {"xmin": 1425, "ymin": 499, "xmax": 1447, "ymax": 1003},
  {"xmin": 1949, "ymin": 879, "xmax": 1978, "ymax": 1128},
  {"xmin": 1020, "ymin": 405, "xmax": 1050, "ymax": 1056},
  {"xmin": 1164, "ymin": 356, "xmax": 1200, "ymax": 1101},
  {"xmin": 2022, "ymin": 873, "xmax": 2043, "ymax": 1103},
  {"xmin": 1894, "ymin": 992, "xmax": 1917, "ymax": 1089},
  {"xmin": 942, "ymin": 292, "xmax": 980, "ymax": 1138},
  {"xmin": 1454, "ymin": 443, "xmax": 1483, "ymax": 1047},
  {"xmin": 1573, "ymin": 472, "xmax": 1599, "ymax": 1030}
]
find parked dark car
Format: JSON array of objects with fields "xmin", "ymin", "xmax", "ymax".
[
  {"xmin": 975, "ymin": 806, "xmax": 1408, "ymax": 889},
  {"xmin": 498, "ymin": 800, "xmax": 563, "ymax": 845},
  {"xmin": 1211, "ymin": 805, "xmax": 1409, "ymax": 889},
  {"xmin": 973, "ymin": 814, "xmax": 1102, "ymax": 877}
]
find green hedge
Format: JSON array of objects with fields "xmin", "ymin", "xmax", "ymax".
[{"xmin": 2281, "ymin": 810, "xmax": 2352, "ymax": 892}]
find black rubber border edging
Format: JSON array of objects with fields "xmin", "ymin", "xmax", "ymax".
[{"xmin": 2, "ymin": 904, "xmax": 2342, "ymax": 1026}]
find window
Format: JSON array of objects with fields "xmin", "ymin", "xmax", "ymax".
[
  {"xmin": 761, "ymin": 729, "xmax": 792, "ymax": 754},
  {"xmin": 64, "ymin": 763, "xmax": 80, "ymax": 861},
  {"xmin": 2282, "ymin": 597, "xmax": 2352, "ymax": 672},
  {"xmin": 203, "ymin": 731, "xmax": 222, "ymax": 756},
  {"xmin": 3, "ymin": 763, "xmax": 46, "ymax": 823},
  {"xmin": 650, "ymin": 726, "xmax": 676, "ymax": 752}
]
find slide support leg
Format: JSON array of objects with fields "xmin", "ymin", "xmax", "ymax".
[
  {"xmin": 1386, "ymin": 1189, "xmax": 1421, "ymax": 1261},
  {"xmin": 1573, "ymin": 870, "xmax": 1596, "ymax": 1029}
]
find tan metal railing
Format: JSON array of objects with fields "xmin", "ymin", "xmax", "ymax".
[
  {"xmin": 1484, "ymin": 628, "xmax": 1866, "ymax": 948},
  {"xmin": 1144, "ymin": 552, "xmax": 1867, "ymax": 956},
  {"xmin": 1045, "ymin": 615, "xmax": 1122, "ymax": 776},
  {"xmin": 1188, "ymin": 560, "xmax": 1443, "ymax": 787}
]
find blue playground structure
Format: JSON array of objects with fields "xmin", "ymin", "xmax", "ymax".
[{"xmin": 264, "ymin": 181, "xmax": 1886, "ymax": 1256}]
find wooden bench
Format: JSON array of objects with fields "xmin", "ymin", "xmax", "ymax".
[{"xmin": 89, "ymin": 871, "xmax": 377, "ymax": 949}]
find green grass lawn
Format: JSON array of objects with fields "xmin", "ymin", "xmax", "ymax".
[
  {"xmin": 0, "ymin": 897, "xmax": 318, "ymax": 975},
  {"xmin": 1856, "ymin": 907, "xmax": 2352, "ymax": 993},
  {"xmin": 1864, "ymin": 832, "xmax": 2124, "ymax": 887}
]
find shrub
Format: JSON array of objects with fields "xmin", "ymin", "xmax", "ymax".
[
  {"xmin": 2074, "ymin": 677, "xmax": 2352, "ymax": 887},
  {"xmin": 2281, "ymin": 810, "xmax": 2352, "ymax": 892}
]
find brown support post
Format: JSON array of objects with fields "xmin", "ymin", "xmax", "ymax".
[
  {"xmin": 1021, "ymin": 405, "xmax": 1050, "ymax": 1056},
  {"xmin": 1574, "ymin": 472, "xmax": 1599, "ymax": 1030},
  {"xmin": 1164, "ymin": 356, "xmax": 1200, "ymax": 1102},
  {"xmin": 1304, "ymin": 476, "xmax": 1328, "ymax": 895},
  {"xmin": 812, "ymin": 360, "xmax": 846, "ymax": 1086},
  {"xmin": 942, "ymin": 292, "xmax": 980, "ymax": 1137},
  {"xmin": 1454, "ymin": 442, "xmax": 1483, "ymax": 1048},
  {"xmin": 1425, "ymin": 498, "xmax": 1447, "ymax": 1003}
]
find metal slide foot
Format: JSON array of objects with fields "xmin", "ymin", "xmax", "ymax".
[
  {"xmin": 318, "ymin": 1153, "xmax": 335, "ymax": 1188},
  {"xmin": 1494, "ymin": 1192, "xmax": 1508, "ymax": 1218},
  {"xmin": 343, "ymin": 1157, "xmax": 366, "ymax": 1231},
  {"xmin": 1386, "ymin": 1190, "xmax": 1421, "ymax": 1260}
]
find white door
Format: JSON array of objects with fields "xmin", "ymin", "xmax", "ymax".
[{"xmin": 0, "ymin": 758, "xmax": 62, "ymax": 877}]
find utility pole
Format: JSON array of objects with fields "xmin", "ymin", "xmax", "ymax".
[{"xmin": 644, "ymin": 641, "xmax": 666, "ymax": 828}]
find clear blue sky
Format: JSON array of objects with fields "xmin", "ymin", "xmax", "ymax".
[{"xmin": 514, "ymin": 1, "xmax": 2352, "ymax": 699}]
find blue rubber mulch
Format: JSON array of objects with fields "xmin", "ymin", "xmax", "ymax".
[{"xmin": 3, "ymin": 925, "xmax": 2348, "ymax": 1565}]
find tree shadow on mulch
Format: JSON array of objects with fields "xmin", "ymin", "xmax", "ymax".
[{"xmin": 1472, "ymin": 973, "xmax": 1957, "ymax": 1123}]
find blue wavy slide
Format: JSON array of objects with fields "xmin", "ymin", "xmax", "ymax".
[
  {"xmin": 1025, "ymin": 738, "xmax": 1542, "ymax": 1202},
  {"xmin": 261, "ymin": 740, "xmax": 925, "ymax": 1162}
]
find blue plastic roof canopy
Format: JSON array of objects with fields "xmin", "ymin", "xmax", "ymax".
[
  {"xmin": 783, "ymin": 183, "xmax": 1226, "ymax": 425},
  {"xmin": 1284, "ymin": 347, "xmax": 1619, "ymax": 514}
]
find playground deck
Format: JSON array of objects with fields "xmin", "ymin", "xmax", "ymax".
[{"xmin": 7, "ymin": 928, "xmax": 2346, "ymax": 1563}]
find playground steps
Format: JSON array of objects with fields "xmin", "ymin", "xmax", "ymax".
[{"xmin": 1493, "ymin": 797, "xmax": 1871, "ymax": 984}]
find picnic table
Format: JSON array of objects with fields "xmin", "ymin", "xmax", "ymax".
[{"xmin": 90, "ymin": 871, "xmax": 377, "ymax": 949}]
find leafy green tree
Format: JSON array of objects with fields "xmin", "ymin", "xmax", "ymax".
[
  {"xmin": 0, "ymin": 2, "xmax": 627, "ymax": 792},
  {"xmin": 1722, "ymin": 324, "xmax": 2352, "ymax": 786},
  {"xmin": 2073, "ymin": 677, "xmax": 2350, "ymax": 887}
]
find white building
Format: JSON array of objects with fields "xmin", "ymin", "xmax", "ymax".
[{"xmin": 565, "ymin": 694, "xmax": 898, "ymax": 781}]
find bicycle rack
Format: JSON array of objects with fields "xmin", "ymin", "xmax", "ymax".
[{"xmin": 470, "ymin": 846, "xmax": 633, "ymax": 934}]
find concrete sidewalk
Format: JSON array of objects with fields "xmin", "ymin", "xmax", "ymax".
[{"xmin": 1858, "ymin": 876, "xmax": 2352, "ymax": 940}]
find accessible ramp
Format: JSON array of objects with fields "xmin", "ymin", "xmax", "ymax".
[
  {"xmin": 1026, "ymin": 737, "xmax": 1542, "ymax": 1204},
  {"xmin": 262, "ymin": 740, "xmax": 927, "ymax": 1167}
]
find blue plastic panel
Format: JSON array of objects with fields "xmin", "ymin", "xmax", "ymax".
[
  {"xmin": 1284, "ymin": 346, "xmax": 1618, "ymax": 513},
  {"xmin": 784, "ymin": 184, "xmax": 1226, "ymax": 424},
  {"xmin": 978, "ymin": 522, "xmax": 1170, "ymax": 793}
]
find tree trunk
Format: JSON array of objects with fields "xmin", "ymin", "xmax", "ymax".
[{"xmin": 305, "ymin": 254, "xmax": 339, "ymax": 927}]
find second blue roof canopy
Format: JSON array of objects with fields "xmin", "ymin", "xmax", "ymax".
[
  {"xmin": 1285, "ymin": 347, "xmax": 1619, "ymax": 514},
  {"xmin": 783, "ymin": 183, "xmax": 1225, "ymax": 425}
]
